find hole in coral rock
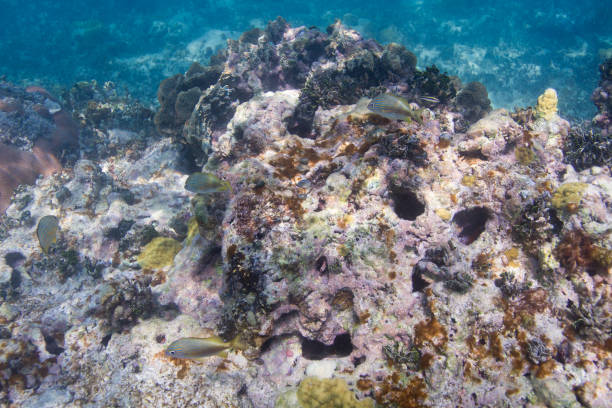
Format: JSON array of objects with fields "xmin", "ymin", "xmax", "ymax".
[
  {"xmin": 301, "ymin": 332, "xmax": 354, "ymax": 360},
  {"xmin": 301, "ymin": 337, "xmax": 327, "ymax": 360},
  {"xmin": 333, "ymin": 333, "xmax": 354, "ymax": 356},
  {"xmin": 43, "ymin": 334, "xmax": 64, "ymax": 355},
  {"xmin": 411, "ymin": 268, "xmax": 429, "ymax": 292},
  {"xmin": 101, "ymin": 333, "xmax": 112, "ymax": 347},
  {"xmin": 352, "ymin": 355, "xmax": 366, "ymax": 367},
  {"xmin": 459, "ymin": 149, "xmax": 488, "ymax": 161},
  {"xmin": 390, "ymin": 189, "xmax": 425, "ymax": 221},
  {"xmin": 315, "ymin": 256, "xmax": 328, "ymax": 274},
  {"xmin": 4, "ymin": 252, "xmax": 26, "ymax": 270},
  {"xmin": 453, "ymin": 207, "xmax": 491, "ymax": 245}
]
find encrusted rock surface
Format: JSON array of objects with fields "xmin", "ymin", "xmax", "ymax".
[{"xmin": 0, "ymin": 19, "xmax": 610, "ymax": 408}]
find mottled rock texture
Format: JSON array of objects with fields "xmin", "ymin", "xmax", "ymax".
[{"xmin": 0, "ymin": 18, "xmax": 610, "ymax": 408}]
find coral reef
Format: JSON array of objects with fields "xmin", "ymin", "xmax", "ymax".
[
  {"xmin": 535, "ymin": 88, "xmax": 559, "ymax": 120},
  {"xmin": 454, "ymin": 81, "xmax": 491, "ymax": 123},
  {"xmin": 0, "ymin": 18, "xmax": 610, "ymax": 408},
  {"xmin": 155, "ymin": 17, "xmax": 459, "ymax": 162},
  {"xmin": 592, "ymin": 58, "xmax": 612, "ymax": 136}
]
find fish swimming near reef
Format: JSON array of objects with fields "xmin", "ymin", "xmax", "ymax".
[
  {"xmin": 185, "ymin": 172, "xmax": 232, "ymax": 194},
  {"xmin": 36, "ymin": 215, "xmax": 59, "ymax": 253},
  {"xmin": 165, "ymin": 336, "xmax": 242, "ymax": 360},
  {"xmin": 367, "ymin": 94, "xmax": 423, "ymax": 124},
  {"xmin": 418, "ymin": 95, "xmax": 440, "ymax": 104}
]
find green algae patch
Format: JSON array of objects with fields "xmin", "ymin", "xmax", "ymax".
[
  {"xmin": 184, "ymin": 217, "xmax": 200, "ymax": 245},
  {"xmin": 515, "ymin": 146, "xmax": 536, "ymax": 165},
  {"xmin": 137, "ymin": 237, "xmax": 182, "ymax": 270},
  {"xmin": 296, "ymin": 377, "xmax": 373, "ymax": 408},
  {"xmin": 551, "ymin": 182, "xmax": 587, "ymax": 211}
]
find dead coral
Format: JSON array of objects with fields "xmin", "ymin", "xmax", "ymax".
[
  {"xmin": 455, "ymin": 81, "xmax": 491, "ymax": 123},
  {"xmin": 512, "ymin": 194, "xmax": 562, "ymax": 253},
  {"xmin": 88, "ymin": 277, "xmax": 155, "ymax": 333},
  {"xmin": 378, "ymin": 132, "xmax": 427, "ymax": 165},
  {"xmin": 567, "ymin": 294, "xmax": 611, "ymax": 342},
  {"xmin": 525, "ymin": 338, "xmax": 551, "ymax": 365},
  {"xmin": 494, "ymin": 272, "xmax": 531, "ymax": 299},
  {"xmin": 382, "ymin": 340, "xmax": 421, "ymax": 372}
]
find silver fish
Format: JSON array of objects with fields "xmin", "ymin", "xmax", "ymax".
[
  {"xmin": 165, "ymin": 336, "xmax": 237, "ymax": 360},
  {"xmin": 367, "ymin": 94, "xmax": 423, "ymax": 124},
  {"xmin": 185, "ymin": 172, "xmax": 232, "ymax": 194}
]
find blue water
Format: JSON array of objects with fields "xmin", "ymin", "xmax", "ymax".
[{"xmin": 1, "ymin": 0, "xmax": 609, "ymax": 119}]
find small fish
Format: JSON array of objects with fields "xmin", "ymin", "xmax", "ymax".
[
  {"xmin": 165, "ymin": 336, "xmax": 241, "ymax": 360},
  {"xmin": 418, "ymin": 95, "xmax": 440, "ymax": 104},
  {"xmin": 296, "ymin": 178, "xmax": 312, "ymax": 189},
  {"xmin": 185, "ymin": 172, "xmax": 232, "ymax": 194},
  {"xmin": 37, "ymin": 215, "xmax": 59, "ymax": 253},
  {"xmin": 367, "ymin": 94, "xmax": 423, "ymax": 124}
]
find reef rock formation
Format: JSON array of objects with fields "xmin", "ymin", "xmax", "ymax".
[
  {"xmin": 592, "ymin": 57, "xmax": 612, "ymax": 136},
  {"xmin": 0, "ymin": 18, "xmax": 610, "ymax": 408},
  {"xmin": 153, "ymin": 17, "xmax": 486, "ymax": 166}
]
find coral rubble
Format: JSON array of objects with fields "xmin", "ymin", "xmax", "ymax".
[{"xmin": 0, "ymin": 18, "xmax": 610, "ymax": 408}]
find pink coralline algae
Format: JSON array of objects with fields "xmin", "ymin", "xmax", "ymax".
[{"xmin": 0, "ymin": 18, "xmax": 610, "ymax": 408}]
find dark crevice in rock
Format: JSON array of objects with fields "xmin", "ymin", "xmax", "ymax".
[
  {"xmin": 301, "ymin": 332, "xmax": 354, "ymax": 360},
  {"xmin": 453, "ymin": 206, "xmax": 491, "ymax": 245},
  {"xmin": 43, "ymin": 334, "xmax": 65, "ymax": 355},
  {"xmin": 4, "ymin": 252, "xmax": 26, "ymax": 270},
  {"xmin": 459, "ymin": 149, "xmax": 488, "ymax": 161},
  {"xmin": 101, "ymin": 333, "xmax": 112, "ymax": 347},
  {"xmin": 411, "ymin": 268, "xmax": 430, "ymax": 292},
  {"xmin": 390, "ymin": 189, "xmax": 425, "ymax": 221},
  {"xmin": 352, "ymin": 355, "xmax": 366, "ymax": 367},
  {"xmin": 315, "ymin": 256, "xmax": 328, "ymax": 274}
]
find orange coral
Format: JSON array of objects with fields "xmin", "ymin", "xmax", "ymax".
[{"xmin": 556, "ymin": 229, "xmax": 607, "ymax": 275}]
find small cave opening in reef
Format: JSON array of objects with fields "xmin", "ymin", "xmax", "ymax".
[
  {"xmin": 390, "ymin": 188, "xmax": 425, "ymax": 221},
  {"xmin": 301, "ymin": 333, "xmax": 354, "ymax": 360},
  {"xmin": 453, "ymin": 206, "xmax": 491, "ymax": 245},
  {"xmin": 4, "ymin": 252, "xmax": 26, "ymax": 270},
  {"xmin": 43, "ymin": 333, "xmax": 65, "ymax": 355},
  {"xmin": 411, "ymin": 267, "xmax": 430, "ymax": 292}
]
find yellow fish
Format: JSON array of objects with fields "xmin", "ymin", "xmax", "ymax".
[
  {"xmin": 184, "ymin": 172, "xmax": 232, "ymax": 194},
  {"xmin": 36, "ymin": 215, "xmax": 59, "ymax": 253},
  {"xmin": 165, "ymin": 336, "xmax": 242, "ymax": 360}
]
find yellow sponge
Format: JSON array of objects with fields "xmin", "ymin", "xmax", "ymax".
[
  {"xmin": 535, "ymin": 88, "xmax": 558, "ymax": 120},
  {"xmin": 551, "ymin": 182, "xmax": 587, "ymax": 211},
  {"xmin": 137, "ymin": 237, "xmax": 182, "ymax": 270},
  {"xmin": 297, "ymin": 377, "xmax": 373, "ymax": 408}
]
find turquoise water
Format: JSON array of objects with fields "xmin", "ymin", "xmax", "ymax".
[{"xmin": 1, "ymin": 0, "xmax": 609, "ymax": 119}]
